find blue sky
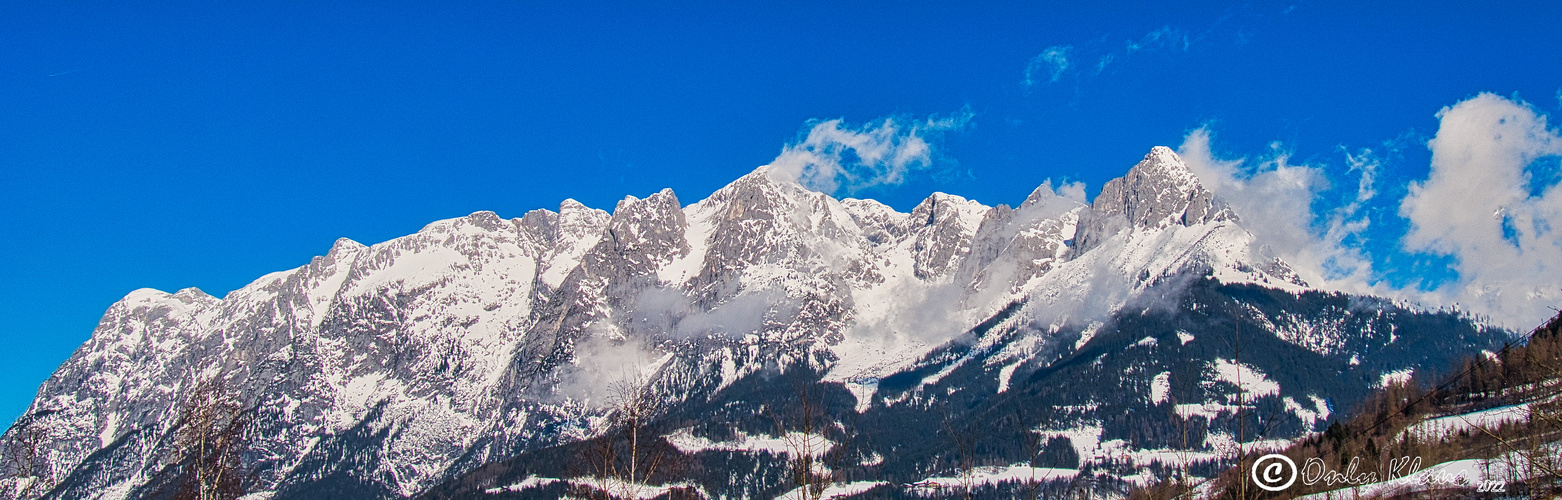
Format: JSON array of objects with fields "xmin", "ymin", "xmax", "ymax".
[{"xmin": 3, "ymin": 1, "xmax": 1560, "ymax": 425}]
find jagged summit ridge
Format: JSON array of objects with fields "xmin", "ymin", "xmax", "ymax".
[{"xmin": 3, "ymin": 147, "xmax": 1355, "ymax": 499}]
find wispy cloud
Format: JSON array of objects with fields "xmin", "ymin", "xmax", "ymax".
[
  {"xmin": 1023, "ymin": 26, "xmax": 1192, "ymax": 89},
  {"xmin": 1177, "ymin": 129, "xmax": 1379, "ymax": 296},
  {"xmin": 767, "ymin": 109, "xmax": 974, "ymax": 195},
  {"xmin": 1023, "ymin": 46, "xmax": 1072, "ymax": 88},
  {"xmin": 1023, "ymin": 1, "xmax": 1302, "ymax": 90},
  {"xmin": 1126, "ymin": 26, "xmax": 1190, "ymax": 53}
]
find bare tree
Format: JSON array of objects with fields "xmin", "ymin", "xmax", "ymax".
[
  {"xmin": 2, "ymin": 415, "xmax": 55, "ymax": 499},
  {"xmin": 1023, "ymin": 426, "xmax": 1045, "ymax": 500},
  {"xmin": 1233, "ymin": 321, "xmax": 1246, "ymax": 500},
  {"xmin": 582, "ymin": 433, "xmax": 618, "ymax": 500},
  {"xmin": 940, "ymin": 412, "xmax": 977, "ymax": 500},
  {"xmin": 769, "ymin": 379, "xmax": 844, "ymax": 500},
  {"xmin": 1163, "ymin": 391, "xmax": 1199, "ymax": 500},
  {"xmin": 582, "ymin": 373, "xmax": 671, "ymax": 500},
  {"xmin": 167, "ymin": 377, "xmax": 252, "ymax": 500}
]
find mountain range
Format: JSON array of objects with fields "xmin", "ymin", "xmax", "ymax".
[{"xmin": 0, "ymin": 147, "xmax": 1506, "ymax": 499}]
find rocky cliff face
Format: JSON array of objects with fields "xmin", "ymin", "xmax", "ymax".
[{"xmin": 0, "ymin": 148, "xmax": 1505, "ymax": 499}]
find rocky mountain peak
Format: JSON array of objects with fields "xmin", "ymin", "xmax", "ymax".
[
  {"xmin": 840, "ymin": 198, "xmax": 908, "ymax": 246},
  {"xmin": 515, "ymin": 208, "xmax": 560, "ymax": 248},
  {"xmin": 539, "ymin": 199, "xmax": 611, "ymax": 289},
  {"xmin": 1092, "ymin": 146, "xmax": 1237, "ymax": 230},
  {"xmin": 908, "ymin": 192, "xmax": 989, "ymax": 280},
  {"xmin": 1020, "ymin": 183, "xmax": 1062, "ymax": 209},
  {"xmin": 595, "ymin": 188, "xmax": 690, "ymax": 276},
  {"xmin": 1018, "ymin": 181, "xmax": 1087, "ymax": 219},
  {"xmin": 325, "ymin": 237, "xmax": 366, "ymax": 257},
  {"xmin": 416, "ymin": 210, "xmax": 516, "ymax": 236},
  {"xmin": 170, "ymin": 287, "xmax": 215, "ymax": 303},
  {"xmin": 557, "ymin": 199, "xmax": 609, "ymax": 229}
]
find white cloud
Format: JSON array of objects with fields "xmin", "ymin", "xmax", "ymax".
[
  {"xmin": 766, "ymin": 110, "xmax": 973, "ymax": 195},
  {"xmin": 1024, "ymin": 46, "xmax": 1072, "ymax": 88},
  {"xmin": 558, "ymin": 334, "xmax": 663, "ymax": 407},
  {"xmin": 1056, "ymin": 180, "xmax": 1088, "ymax": 204},
  {"xmin": 1179, "ymin": 93, "xmax": 1562, "ymax": 330},
  {"xmin": 1177, "ymin": 128, "xmax": 1380, "ymax": 295},
  {"xmin": 1401, "ymin": 93, "xmax": 1562, "ymax": 328}
]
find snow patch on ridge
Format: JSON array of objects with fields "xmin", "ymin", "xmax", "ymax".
[
  {"xmin": 1150, "ymin": 371, "xmax": 1171, "ymax": 405},
  {"xmin": 1208, "ymin": 358, "xmax": 1280, "ymax": 399}
]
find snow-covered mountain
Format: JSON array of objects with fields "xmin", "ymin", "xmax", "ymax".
[{"xmin": 1, "ymin": 147, "xmax": 1505, "ymax": 499}]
